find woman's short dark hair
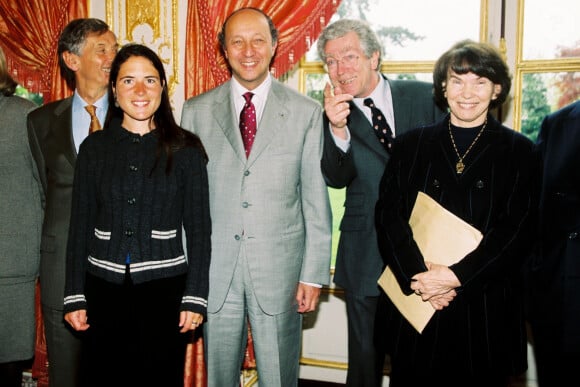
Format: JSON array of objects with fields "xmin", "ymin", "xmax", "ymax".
[{"xmin": 433, "ymin": 39, "xmax": 511, "ymax": 110}]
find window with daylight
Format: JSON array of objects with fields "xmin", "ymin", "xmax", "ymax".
[
  {"xmin": 296, "ymin": 0, "xmax": 484, "ymax": 267},
  {"xmin": 516, "ymin": 0, "xmax": 580, "ymax": 141}
]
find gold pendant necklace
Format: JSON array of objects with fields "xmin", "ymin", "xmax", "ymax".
[{"xmin": 449, "ymin": 118, "xmax": 487, "ymax": 174}]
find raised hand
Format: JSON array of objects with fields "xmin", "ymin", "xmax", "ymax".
[{"xmin": 323, "ymin": 82, "xmax": 353, "ymax": 139}]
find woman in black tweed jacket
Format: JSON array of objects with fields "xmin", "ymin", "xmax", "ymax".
[{"xmin": 63, "ymin": 44, "xmax": 210, "ymax": 387}]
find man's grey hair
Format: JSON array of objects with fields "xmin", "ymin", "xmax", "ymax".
[{"xmin": 317, "ymin": 19, "xmax": 383, "ymax": 70}]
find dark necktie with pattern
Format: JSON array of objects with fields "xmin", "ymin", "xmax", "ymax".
[
  {"xmin": 85, "ymin": 105, "xmax": 101, "ymax": 134},
  {"xmin": 240, "ymin": 92, "xmax": 257, "ymax": 158},
  {"xmin": 363, "ymin": 98, "xmax": 394, "ymax": 153}
]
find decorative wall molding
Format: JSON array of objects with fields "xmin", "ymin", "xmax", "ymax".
[{"xmin": 105, "ymin": 0, "xmax": 179, "ymax": 99}]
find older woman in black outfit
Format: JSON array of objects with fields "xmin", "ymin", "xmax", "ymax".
[
  {"xmin": 63, "ymin": 44, "xmax": 210, "ymax": 387},
  {"xmin": 375, "ymin": 40, "xmax": 540, "ymax": 387}
]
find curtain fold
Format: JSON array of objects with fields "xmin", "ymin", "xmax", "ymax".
[
  {"xmin": 185, "ymin": 0, "xmax": 341, "ymax": 98},
  {"xmin": 0, "ymin": 2, "xmax": 87, "ymax": 386},
  {"xmin": 1, "ymin": 1, "xmax": 341, "ymax": 385},
  {"xmin": 0, "ymin": 0, "xmax": 86, "ymax": 103}
]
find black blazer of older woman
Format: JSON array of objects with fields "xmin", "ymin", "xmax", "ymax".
[{"xmin": 375, "ymin": 114, "xmax": 541, "ymax": 380}]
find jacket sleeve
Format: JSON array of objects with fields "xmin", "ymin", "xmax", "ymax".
[
  {"xmin": 321, "ymin": 113, "xmax": 357, "ymax": 188},
  {"xmin": 181, "ymin": 147, "xmax": 212, "ymax": 315}
]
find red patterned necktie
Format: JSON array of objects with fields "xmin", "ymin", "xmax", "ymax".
[
  {"xmin": 364, "ymin": 98, "xmax": 393, "ymax": 153},
  {"xmin": 240, "ymin": 92, "xmax": 257, "ymax": 157},
  {"xmin": 85, "ymin": 105, "xmax": 101, "ymax": 134}
]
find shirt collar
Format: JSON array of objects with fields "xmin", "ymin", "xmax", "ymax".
[
  {"xmin": 230, "ymin": 74, "xmax": 272, "ymax": 100},
  {"xmin": 72, "ymin": 90, "xmax": 109, "ymax": 113},
  {"xmin": 353, "ymin": 73, "xmax": 388, "ymax": 106},
  {"xmin": 230, "ymin": 75, "xmax": 272, "ymax": 122}
]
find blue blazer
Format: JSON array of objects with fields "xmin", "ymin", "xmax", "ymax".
[{"xmin": 526, "ymin": 100, "xmax": 580, "ymax": 351}]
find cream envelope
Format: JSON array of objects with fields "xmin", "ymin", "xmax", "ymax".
[{"xmin": 378, "ymin": 191, "xmax": 483, "ymax": 333}]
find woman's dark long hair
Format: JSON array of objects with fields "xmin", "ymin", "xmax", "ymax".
[{"xmin": 105, "ymin": 43, "xmax": 208, "ymax": 173}]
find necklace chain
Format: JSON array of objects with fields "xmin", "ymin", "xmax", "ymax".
[{"xmin": 448, "ymin": 118, "xmax": 487, "ymax": 174}]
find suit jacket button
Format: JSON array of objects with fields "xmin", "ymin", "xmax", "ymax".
[
  {"xmin": 569, "ymin": 232, "xmax": 578, "ymax": 240},
  {"xmin": 242, "ymin": 202, "xmax": 249, "ymax": 208},
  {"xmin": 476, "ymin": 180, "xmax": 485, "ymax": 189},
  {"xmin": 244, "ymin": 170, "xmax": 250, "ymax": 176},
  {"xmin": 432, "ymin": 179, "xmax": 440, "ymax": 188},
  {"xmin": 235, "ymin": 234, "xmax": 241, "ymax": 240}
]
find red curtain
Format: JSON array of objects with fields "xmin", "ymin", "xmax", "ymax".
[
  {"xmin": 1, "ymin": 0, "xmax": 340, "ymax": 385},
  {"xmin": 0, "ymin": 2, "xmax": 87, "ymax": 386},
  {"xmin": 0, "ymin": 0, "xmax": 86, "ymax": 103},
  {"xmin": 185, "ymin": 0, "xmax": 341, "ymax": 98}
]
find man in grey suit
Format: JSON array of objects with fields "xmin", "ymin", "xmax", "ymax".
[
  {"xmin": 317, "ymin": 19, "xmax": 445, "ymax": 387},
  {"xmin": 0, "ymin": 46, "xmax": 42, "ymax": 387},
  {"xmin": 27, "ymin": 19, "xmax": 117, "ymax": 387},
  {"xmin": 180, "ymin": 7, "xmax": 332, "ymax": 387}
]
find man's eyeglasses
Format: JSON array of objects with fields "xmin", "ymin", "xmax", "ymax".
[{"xmin": 324, "ymin": 54, "xmax": 360, "ymax": 71}]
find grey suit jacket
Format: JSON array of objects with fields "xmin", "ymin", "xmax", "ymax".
[
  {"xmin": 27, "ymin": 97, "xmax": 79, "ymax": 310},
  {"xmin": 181, "ymin": 78, "xmax": 332, "ymax": 315},
  {"xmin": 0, "ymin": 94, "xmax": 42, "ymax": 361},
  {"xmin": 322, "ymin": 77, "xmax": 445, "ymax": 296}
]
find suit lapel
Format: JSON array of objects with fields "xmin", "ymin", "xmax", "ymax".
[
  {"xmin": 246, "ymin": 80, "xmax": 289, "ymax": 164},
  {"xmin": 349, "ymin": 102, "xmax": 388, "ymax": 161},
  {"xmin": 390, "ymin": 79, "xmax": 415, "ymax": 137},
  {"xmin": 52, "ymin": 98, "xmax": 77, "ymax": 167},
  {"xmin": 212, "ymin": 82, "xmax": 247, "ymax": 163}
]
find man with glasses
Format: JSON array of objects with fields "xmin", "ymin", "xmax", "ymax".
[{"xmin": 317, "ymin": 18, "xmax": 444, "ymax": 387}]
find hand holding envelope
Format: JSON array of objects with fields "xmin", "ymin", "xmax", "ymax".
[{"xmin": 377, "ymin": 191, "xmax": 483, "ymax": 333}]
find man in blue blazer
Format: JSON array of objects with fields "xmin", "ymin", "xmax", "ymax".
[
  {"xmin": 526, "ymin": 99, "xmax": 580, "ymax": 387},
  {"xmin": 27, "ymin": 19, "xmax": 117, "ymax": 387},
  {"xmin": 317, "ymin": 19, "xmax": 445, "ymax": 386},
  {"xmin": 180, "ymin": 8, "xmax": 332, "ymax": 386}
]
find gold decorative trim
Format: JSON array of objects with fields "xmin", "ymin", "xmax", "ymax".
[
  {"xmin": 480, "ymin": 0, "xmax": 488, "ymax": 42},
  {"xmin": 300, "ymin": 356, "xmax": 348, "ymax": 370},
  {"xmin": 242, "ymin": 369, "xmax": 258, "ymax": 387},
  {"xmin": 380, "ymin": 61, "xmax": 435, "ymax": 74},
  {"xmin": 512, "ymin": 0, "xmax": 525, "ymax": 131},
  {"xmin": 511, "ymin": 0, "xmax": 580, "ymax": 132},
  {"xmin": 322, "ymin": 285, "xmax": 344, "ymax": 296},
  {"xmin": 105, "ymin": 0, "xmax": 179, "ymax": 100}
]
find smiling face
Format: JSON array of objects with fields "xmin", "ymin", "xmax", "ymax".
[
  {"xmin": 445, "ymin": 70, "xmax": 502, "ymax": 127},
  {"xmin": 222, "ymin": 9, "xmax": 277, "ymax": 90},
  {"xmin": 113, "ymin": 55, "xmax": 163, "ymax": 134},
  {"xmin": 323, "ymin": 31, "xmax": 379, "ymax": 97},
  {"xmin": 65, "ymin": 30, "xmax": 118, "ymax": 102}
]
